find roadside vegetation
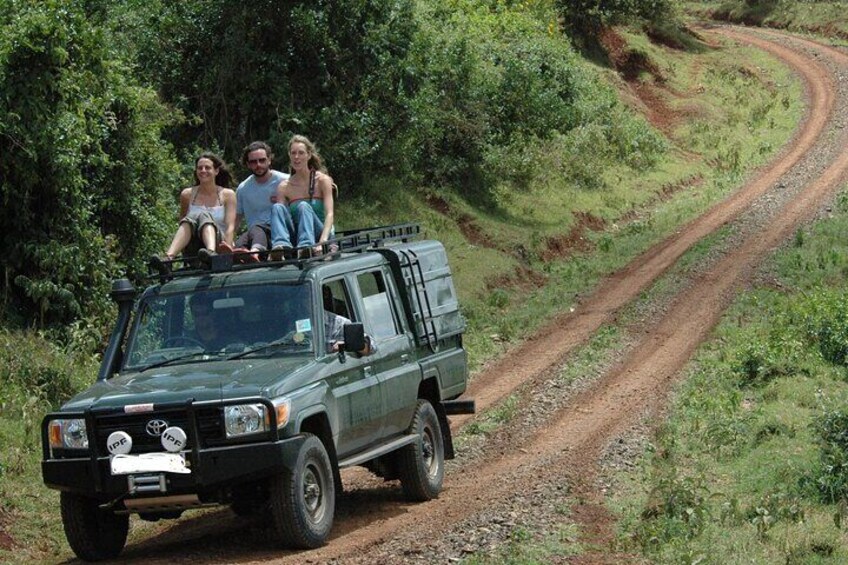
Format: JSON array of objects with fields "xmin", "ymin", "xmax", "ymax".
[
  {"xmin": 459, "ymin": 10, "xmax": 848, "ymax": 564},
  {"xmin": 0, "ymin": 0, "xmax": 820, "ymax": 562},
  {"xmin": 686, "ymin": 0, "xmax": 848, "ymax": 41},
  {"xmin": 607, "ymin": 186, "xmax": 848, "ymax": 563},
  {"xmin": 609, "ymin": 6, "xmax": 848, "ymax": 561}
]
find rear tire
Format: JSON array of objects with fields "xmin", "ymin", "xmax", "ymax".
[
  {"xmin": 398, "ymin": 400, "xmax": 444, "ymax": 501},
  {"xmin": 60, "ymin": 492, "xmax": 128, "ymax": 562},
  {"xmin": 269, "ymin": 434, "xmax": 335, "ymax": 548}
]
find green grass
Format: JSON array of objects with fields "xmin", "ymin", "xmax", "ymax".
[
  {"xmin": 0, "ymin": 22, "xmax": 806, "ymax": 565},
  {"xmin": 608, "ymin": 187, "xmax": 848, "ymax": 564},
  {"xmin": 1, "ymin": 385, "xmax": 77, "ymax": 561},
  {"xmin": 332, "ymin": 20, "xmax": 802, "ymax": 372},
  {"xmin": 464, "ymin": 523, "xmax": 583, "ymax": 564},
  {"xmin": 687, "ymin": 0, "xmax": 848, "ymax": 46}
]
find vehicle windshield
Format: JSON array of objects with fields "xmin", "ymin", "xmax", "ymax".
[{"xmin": 123, "ymin": 284, "xmax": 314, "ymax": 371}]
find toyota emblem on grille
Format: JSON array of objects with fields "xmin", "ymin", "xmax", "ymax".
[{"xmin": 145, "ymin": 419, "xmax": 169, "ymax": 437}]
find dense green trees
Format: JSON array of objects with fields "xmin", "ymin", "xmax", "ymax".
[
  {"xmin": 0, "ymin": 0, "xmax": 179, "ymax": 333},
  {"xmin": 556, "ymin": 0, "xmax": 679, "ymax": 38},
  {"xmin": 125, "ymin": 0, "xmax": 663, "ymax": 195},
  {"xmin": 121, "ymin": 0, "xmax": 419, "ymax": 189},
  {"xmin": 0, "ymin": 0, "xmax": 665, "ymax": 340}
]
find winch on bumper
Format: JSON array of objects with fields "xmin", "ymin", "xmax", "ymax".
[{"xmin": 41, "ymin": 397, "xmax": 303, "ymax": 500}]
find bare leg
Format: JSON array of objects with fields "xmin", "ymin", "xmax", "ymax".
[
  {"xmin": 200, "ymin": 224, "xmax": 217, "ymax": 251},
  {"xmin": 165, "ymin": 223, "xmax": 193, "ymax": 258}
]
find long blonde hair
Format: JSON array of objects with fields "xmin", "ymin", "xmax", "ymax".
[
  {"xmin": 288, "ymin": 135, "xmax": 337, "ymax": 198},
  {"xmin": 288, "ymin": 135, "xmax": 326, "ymax": 174}
]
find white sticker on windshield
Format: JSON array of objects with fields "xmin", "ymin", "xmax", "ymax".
[{"xmin": 296, "ymin": 319, "xmax": 312, "ymax": 333}]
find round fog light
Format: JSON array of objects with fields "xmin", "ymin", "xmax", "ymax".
[
  {"xmin": 106, "ymin": 431, "xmax": 132, "ymax": 455},
  {"xmin": 161, "ymin": 426, "xmax": 188, "ymax": 452}
]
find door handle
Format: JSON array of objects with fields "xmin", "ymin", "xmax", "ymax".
[
  {"xmin": 363, "ymin": 366, "xmax": 373, "ymax": 376},
  {"xmin": 400, "ymin": 354, "xmax": 409, "ymax": 364}
]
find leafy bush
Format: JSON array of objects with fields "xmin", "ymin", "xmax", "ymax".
[
  {"xmin": 122, "ymin": 0, "xmax": 418, "ymax": 190},
  {"xmin": 710, "ymin": 0, "xmax": 786, "ymax": 26},
  {"xmin": 412, "ymin": 2, "xmax": 665, "ymax": 199},
  {"xmin": 634, "ymin": 470, "xmax": 714, "ymax": 549},
  {"xmin": 812, "ymin": 407, "xmax": 848, "ymax": 503},
  {"xmin": 745, "ymin": 490, "xmax": 805, "ymax": 538},
  {"xmin": 556, "ymin": 0, "xmax": 680, "ymax": 39},
  {"xmin": 733, "ymin": 337, "xmax": 802, "ymax": 387},
  {"xmin": 0, "ymin": 329, "xmax": 94, "ymax": 408},
  {"xmin": 0, "ymin": 0, "xmax": 180, "ymax": 332},
  {"xmin": 800, "ymin": 290, "xmax": 848, "ymax": 366}
]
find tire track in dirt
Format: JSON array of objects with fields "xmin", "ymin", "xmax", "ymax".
[
  {"xmin": 263, "ymin": 28, "xmax": 847, "ymax": 564},
  {"xmin": 117, "ymin": 28, "xmax": 848, "ymax": 565},
  {"xmin": 452, "ymin": 26, "xmax": 833, "ymax": 430}
]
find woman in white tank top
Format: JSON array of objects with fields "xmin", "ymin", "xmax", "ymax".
[{"xmin": 151, "ymin": 153, "xmax": 236, "ymax": 272}]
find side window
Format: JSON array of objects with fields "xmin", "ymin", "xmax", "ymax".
[
  {"xmin": 322, "ymin": 280, "xmax": 354, "ymax": 352},
  {"xmin": 357, "ymin": 270, "xmax": 399, "ymax": 340}
]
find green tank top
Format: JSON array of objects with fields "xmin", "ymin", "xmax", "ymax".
[
  {"xmin": 288, "ymin": 199, "xmax": 325, "ymax": 222},
  {"xmin": 288, "ymin": 170, "xmax": 326, "ymax": 222},
  {"xmin": 289, "ymin": 171, "xmax": 336, "ymax": 242}
]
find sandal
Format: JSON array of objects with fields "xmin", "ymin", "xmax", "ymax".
[
  {"xmin": 232, "ymin": 246, "xmax": 250, "ymax": 264},
  {"xmin": 269, "ymin": 245, "xmax": 293, "ymax": 262},
  {"xmin": 198, "ymin": 248, "xmax": 217, "ymax": 264},
  {"xmin": 149, "ymin": 254, "xmax": 173, "ymax": 277}
]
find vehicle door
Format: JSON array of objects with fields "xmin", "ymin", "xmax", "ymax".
[
  {"xmin": 322, "ymin": 278, "xmax": 384, "ymax": 457},
  {"xmin": 352, "ymin": 268, "xmax": 419, "ymax": 438}
]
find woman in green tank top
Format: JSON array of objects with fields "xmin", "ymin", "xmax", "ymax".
[{"xmin": 269, "ymin": 135, "xmax": 336, "ymax": 258}]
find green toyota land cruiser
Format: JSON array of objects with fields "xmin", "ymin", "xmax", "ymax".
[{"xmin": 40, "ymin": 224, "xmax": 474, "ymax": 561}]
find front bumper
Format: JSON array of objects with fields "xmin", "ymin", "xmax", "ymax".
[
  {"xmin": 42, "ymin": 435, "xmax": 306, "ymax": 496},
  {"xmin": 42, "ymin": 397, "xmax": 303, "ymax": 498}
]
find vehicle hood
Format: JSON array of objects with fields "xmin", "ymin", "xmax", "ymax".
[{"xmin": 60, "ymin": 357, "xmax": 314, "ymax": 412}]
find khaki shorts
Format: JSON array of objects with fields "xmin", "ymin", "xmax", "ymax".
[{"xmin": 180, "ymin": 211, "xmax": 223, "ymax": 255}]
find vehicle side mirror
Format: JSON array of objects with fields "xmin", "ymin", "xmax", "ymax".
[{"xmin": 343, "ymin": 322, "xmax": 366, "ymax": 353}]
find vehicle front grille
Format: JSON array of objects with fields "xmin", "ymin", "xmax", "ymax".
[{"xmin": 94, "ymin": 408, "xmax": 222, "ymax": 454}]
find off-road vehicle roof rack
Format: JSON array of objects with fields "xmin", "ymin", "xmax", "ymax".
[{"xmin": 147, "ymin": 223, "xmax": 422, "ymax": 281}]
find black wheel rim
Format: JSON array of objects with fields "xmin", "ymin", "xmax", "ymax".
[
  {"xmin": 302, "ymin": 461, "xmax": 326, "ymax": 523},
  {"xmin": 422, "ymin": 424, "xmax": 438, "ymax": 478}
]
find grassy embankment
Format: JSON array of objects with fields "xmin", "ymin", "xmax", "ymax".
[
  {"xmin": 606, "ymin": 6, "xmax": 848, "ymax": 564},
  {"xmin": 462, "ymin": 25, "xmax": 815, "ymax": 565},
  {"xmin": 608, "ymin": 192, "xmax": 848, "ymax": 563},
  {"xmin": 0, "ymin": 20, "xmax": 802, "ymax": 565},
  {"xmin": 466, "ymin": 14, "xmax": 848, "ymax": 565},
  {"xmin": 686, "ymin": 0, "xmax": 848, "ymax": 42}
]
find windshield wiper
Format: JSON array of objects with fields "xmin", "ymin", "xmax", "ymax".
[
  {"xmin": 227, "ymin": 336, "xmax": 310, "ymax": 360},
  {"xmin": 134, "ymin": 350, "xmax": 221, "ymax": 373}
]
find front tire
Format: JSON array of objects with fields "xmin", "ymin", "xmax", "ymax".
[
  {"xmin": 398, "ymin": 400, "xmax": 445, "ymax": 501},
  {"xmin": 269, "ymin": 434, "xmax": 335, "ymax": 548},
  {"xmin": 60, "ymin": 492, "xmax": 128, "ymax": 562}
]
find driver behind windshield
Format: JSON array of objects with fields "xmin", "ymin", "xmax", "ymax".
[{"xmin": 189, "ymin": 294, "xmax": 229, "ymax": 350}]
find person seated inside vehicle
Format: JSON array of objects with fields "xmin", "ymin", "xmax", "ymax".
[
  {"xmin": 322, "ymin": 285, "xmax": 373, "ymax": 355},
  {"xmin": 188, "ymin": 294, "xmax": 230, "ymax": 351}
]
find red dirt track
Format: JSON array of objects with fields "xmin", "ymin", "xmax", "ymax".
[{"xmin": 112, "ymin": 27, "xmax": 848, "ymax": 565}]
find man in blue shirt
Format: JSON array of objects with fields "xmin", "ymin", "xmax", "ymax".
[{"xmin": 222, "ymin": 141, "xmax": 289, "ymax": 261}]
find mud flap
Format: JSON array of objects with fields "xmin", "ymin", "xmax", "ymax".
[{"xmin": 434, "ymin": 402, "xmax": 455, "ymax": 460}]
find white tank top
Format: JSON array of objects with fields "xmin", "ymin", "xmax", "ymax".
[{"xmin": 188, "ymin": 187, "xmax": 226, "ymax": 232}]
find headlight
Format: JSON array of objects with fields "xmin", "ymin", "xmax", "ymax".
[
  {"xmin": 224, "ymin": 404, "xmax": 267, "ymax": 438},
  {"xmin": 48, "ymin": 419, "xmax": 89, "ymax": 450}
]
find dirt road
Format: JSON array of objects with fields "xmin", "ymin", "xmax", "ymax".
[{"xmin": 114, "ymin": 27, "xmax": 848, "ymax": 564}]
